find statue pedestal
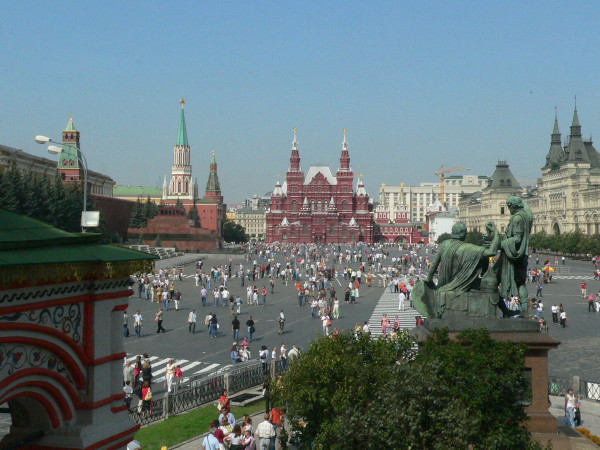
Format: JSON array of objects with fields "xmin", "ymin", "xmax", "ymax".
[{"xmin": 411, "ymin": 325, "xmax": 560, "ymax": 434}]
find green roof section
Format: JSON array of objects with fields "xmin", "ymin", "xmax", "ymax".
[
  {"xmin": 114, "ymin": 185, "xmax": 163, "ymax": 197},
  {"xmin": 0, "ymin": 208, "xmax": 157, "ymax": 266},
  {"xmin": 176, "ymin": 103, "xmax": 189, "ymax": 146},
  {"xmin": 63, "ymin": 113, "xmax": 78, "ymax": 132}
]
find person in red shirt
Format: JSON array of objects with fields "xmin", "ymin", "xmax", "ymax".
[
  {"xmin": 261, "ymin": 286, "xmax": 268, "ymax": 306},
  {"xmin": 581, "ymin": 281, "xmax": 588, "ymax": 298},
  {"xmin": 219, "ymin": 389, "xmax": 231, "ymax": 413}
]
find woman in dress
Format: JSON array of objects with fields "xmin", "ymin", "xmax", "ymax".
[{"xmin": 381, "ymin": 313, "xmax": 389, "ymax": 337}]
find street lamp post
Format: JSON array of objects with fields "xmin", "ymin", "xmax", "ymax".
[{"xmin": 35, "ymin": 135, "xmax": 98, "ymax": 232}]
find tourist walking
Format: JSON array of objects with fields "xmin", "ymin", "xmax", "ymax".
[
  {"xmin": 188, "ymin": 309, "xmax": 197, "ymax": 333},
  {"xmin": 321, "ymin": 312, "xmax": 331, "ymax": 336},
  {"xmin": 173, "ymin": 289, "xmax": 182, "ymax": 310},
  {"xmin": 381, "ymin": 313, "xmax": 389, "ymax": 337},
  {"xmin": 155, "ymin": 308, "xmax": 166, "ymax": 333},
  {"xmin": 565, "ymin": 389, "xmax": 576, "ymax": 427},
  {"xmin": 246, "ymin": 316, "xmax": 255, "ymax": 342},
  {"xmin": 332, "ymin": 298, "xmax": 340, "ymax": 319},
  {"xmin": 560, "ymin": 309, "xmax": 567, "ymax": 328},
  {"xmin": 232, "ymin": 315, "xmax": 240, "ymax": 341},
  {"xmin": 398, "ymin": 291, "xmax": 406, "ymax": 311},
  {"xmin": 123, "ymin": 311, "xmax": 130, "ymax": 337},
  {"xmin": 278, "ymin": 310, "xmax": 286, "ymax": 335},
  {"xmin": 255, "ymin": 414, "xmax": 276, "ymax": 450},
  {"xmin": 209, "ymin": 313, "xmax": 219, "ymax": 338}
]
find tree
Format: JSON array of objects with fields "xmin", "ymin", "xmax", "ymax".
[
  {"xmin": 272, "ymin": 329, "xmax": 536, "ymax": 450},
  {"xmin": 1, "ymin": 163, "xmax": 24, "ymax": 213},
  {"xmin": 129, "ymin": 198, "xmax": 146, "ymax": 228},
  {"xmin": 187, "ymin": 199, "xmax": 201, "ymax": 228},
  {"xmin": 222, "ymin": 219, "xmax": 248, "ymax": 243},
  {"xmin": 144, "ymin": 195, "xmax": 159, "ymax": 221},
  {"xmin": 437, "ymin": 232, "xmax": 452, "ymax": 244},
  {"xmin": 465, "ymin": 230, "xmax": 485, "ymax": 246},
  {"xmin": 271, "ymin": 331, "xmax": 415, "ymax": 449}
]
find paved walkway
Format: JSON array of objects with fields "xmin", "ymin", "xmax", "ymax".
[
  {"xmin": 549, "ymin": 395, "xmax": 600, "ymax": 436},
  {"xmin": 368, "ymin": 289, "xmax": 420, "ymax": 336}
]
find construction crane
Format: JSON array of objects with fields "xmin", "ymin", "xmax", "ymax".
[{"xmin": 434, "ymin": 166, "xmax": 470, "ymax": 206}]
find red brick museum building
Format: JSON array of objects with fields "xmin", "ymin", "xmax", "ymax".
[{"xmin": 266, "ymin": 129, "xmax": 375, "ymax": 244}]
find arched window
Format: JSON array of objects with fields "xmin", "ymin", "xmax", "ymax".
[
  {"xmin": 341, "ymin": 200, "xmax": 347, "ymax": 210},
  {"xmin": 311, "ymin": 201, "xmax": 315, "ymax": 211},
  {"xmin": 178, "ymin": 181, "xmax": 182, "ymax": 192},
  {"xmin": 317, "ymin": 201, "xmax": 322, "ymax": 211},
  {"xmin": 291, "ymin": 200, "xmax": 297, "ymax": 211}
]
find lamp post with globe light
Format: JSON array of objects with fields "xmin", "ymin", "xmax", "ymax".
[{"xmin": 34, "ymin": 134, "xmax": 98, "ymax": 232}]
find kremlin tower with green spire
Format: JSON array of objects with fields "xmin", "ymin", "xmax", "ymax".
[
  {"xmin": 156, "ymin": 99, "xmax": 225, "ymax": 240},
  {"xmin": 164, "ymin": 98, "xmax": 197, "ymax": 201}
]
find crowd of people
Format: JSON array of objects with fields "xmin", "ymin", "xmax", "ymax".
[
  {"xmin": 201, "ymin": 391, "xmax": 289, "ymax": 450},
  {"xmin": 122, "ymin": 353, "xmax": 186, "ymax": 415}
]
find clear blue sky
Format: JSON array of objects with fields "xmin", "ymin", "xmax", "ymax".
[{"xmin": 3, "ymin": 1, "xmax": 600, "ymax": 203}]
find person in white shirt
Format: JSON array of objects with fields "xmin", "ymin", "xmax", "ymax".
[
  {"xmin": 188, "ymin": 309, "xmax": 197, "ymax": 333},
  {"xmin": 551, "ymin": 304, "xmax": 558, "ymax": 324},
  {"xmin": 133, "ymin": 311, "xmax": 143, "ymax": 337},
  {"xmin": 255, "ymin": 413, "xmax": 275, "ymax": 450},
  {"xmin": 362, "ymin": 321, "xmax": 370, "ymax": 335},
  {"xmin": 398, "ymin": 291, "xmax": 406, "ymax": 311},
  {"xmin": 123, "ymin": 381, "xmax": 133, "ymax": 408},
  {"xmin": 165, "ymin": 359, "xmax": 175, "ymax": 392},
  {"xmin": 280, "ymin": 344, "xmax": 288, "ymax": 371}
]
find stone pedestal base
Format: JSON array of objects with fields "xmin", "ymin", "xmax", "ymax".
[{"xmin": 412, "ymin": 325, "xmax": 561, "ymax": 434}]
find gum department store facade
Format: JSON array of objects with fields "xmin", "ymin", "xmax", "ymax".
[{"xmin": 459, "ymin": 106, "xmax": 600, "ymax": 236}]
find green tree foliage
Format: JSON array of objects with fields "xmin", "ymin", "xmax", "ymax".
[
  {"xmin": 436, "ymin": 232, "xmax": 452, "ymax": 244},
  {"xmin": 187, "ymin": 199, "xmax": 201, "ymax": 228},
  {"xmin": 271, "ymin": 331, "xmax": 415, "ymax": 449},
  {"xmin": 129, "ymin": 198, "xmax": 146, "ymax": 228},
  {"xmin": 530, "ymin": 231, "xmax": 600, "ymax": 256},
  {"xmin": 129, "ymin": 196, "xmax": 161, "ymax": 229},
  {"xmin": 465, "ymin": 230, "xmax": 485, "ymax": 246},
  {"xmin": 144, "ymin": 195, "xmax": 159, "ymax": 220},
  {"xmin": 222, "ymin": 219, "xmax": 248, "ymax": 243},
  {"xmin": 272, "ymin": 329, "xmax": 536, "ymax": 450},
  {"xmin": 0, "ymin": 167, "xmax": 98, "ymax": 234}
]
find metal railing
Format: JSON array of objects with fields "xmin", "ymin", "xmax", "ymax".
[
  {"xmin": 549, "ymin": 375, "xmax": 600, "ymax": 400},
  {"xmin": 128, "ymin": 396, "xmax": 166, "ymax": 427},
  {"xmin": 127, "ymin": 359, "xmax": 280, "ymax": 426},
  {"xmin": 226, "ymin": 360, "xmax": 268, "ymax": 393},
  {"xmin": 169, "ymin": 373, "xmax": 224, "ymax": 416}
]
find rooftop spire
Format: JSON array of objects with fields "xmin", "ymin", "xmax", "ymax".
[
  {"xmin": 545, "ymin": 110, "xmax": 564, "ymax": 168},
  {"xmin": 571, "ymin": 104, "xmax": 581, "ymax": 133},
  {"xmin": 64, "ymin": 113, "xmax": 78, "ymax": 132},
  {"xmin": 339, "ymin": 128, "xmax": 350, "ymax": 171},
  {"xmin": 204, "ymin": 150, "xmax": 223, "ymax": 203},
  {"xmin": 289, "ymin": 128, "xmax": 301, "ymax": 171},
  {"xmin": 176, "ymin": 98, "xmax": 189, "ymax": 146}
]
